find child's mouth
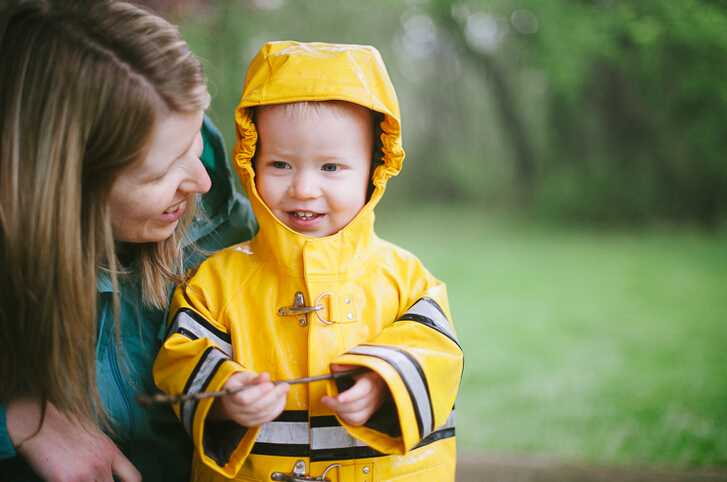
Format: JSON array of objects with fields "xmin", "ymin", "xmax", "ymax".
[{"xmin": 290, "ymin": 211, "xmax": 320, "ymax": 221}]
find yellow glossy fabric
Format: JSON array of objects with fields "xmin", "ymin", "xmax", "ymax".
[{"xmin": 154, "ymin": 41, "xmax": 463, "ymax": 481}]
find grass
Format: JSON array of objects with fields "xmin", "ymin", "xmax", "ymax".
[{"xmin": 374, "ymin": 201, "xmax": 727, "ymax": 468}]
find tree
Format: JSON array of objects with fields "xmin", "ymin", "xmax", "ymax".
[{"xmin": 152, "ymin": 0, "xmax": 727, "ymax": 226}]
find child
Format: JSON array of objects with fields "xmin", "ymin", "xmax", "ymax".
[{"xmin": 154, "ymin": 41, "xmax": 463, "ymax": 482}]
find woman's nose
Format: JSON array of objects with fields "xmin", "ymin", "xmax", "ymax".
[
  {"xmin": 184, "ymin": 159, "xmax": 212, "ymax": 194},
  {"xmin": 179, "ymin": 133, "xmax": 211, "ymax": 194}
]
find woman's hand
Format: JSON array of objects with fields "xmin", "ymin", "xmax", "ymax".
[
  {"xmin": 321, "ymin": 364, "xmax": 389, "ymax": 427},
  {"xmin": 209, "ymin": 371, "xmax": 290, "ymax": 427},
  {"xmin": 6, "ymin": 398, "xmax": 140, "ymax": 482}
]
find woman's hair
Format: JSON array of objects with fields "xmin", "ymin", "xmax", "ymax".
[{"xmin": 0, "ymin": 0, "xmax": 210, "ymax": 423}]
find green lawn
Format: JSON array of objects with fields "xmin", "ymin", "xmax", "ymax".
[{"xmin": 374, "ymin": 202, "xmax": 727, "ymax": 468}]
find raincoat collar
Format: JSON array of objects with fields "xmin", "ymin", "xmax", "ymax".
[{"xmin": 232, "ymin": 41, "xmax": 404, "ymax": 277}]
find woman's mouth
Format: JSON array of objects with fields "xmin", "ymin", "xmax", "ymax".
[
  {"xmin": 158, "ymin": 200, "xmax": 187, "ymax": 222},
  {"xmin": 165, "ymin": 202, "xmax": 185, "ymax": 214}
]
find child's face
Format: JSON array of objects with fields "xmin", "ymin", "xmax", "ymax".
[{"xmin": 254, "ymin": 104, "xmax": 373, "ymax": 238}]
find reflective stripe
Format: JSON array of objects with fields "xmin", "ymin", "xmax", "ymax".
[
  {"xmin": 311, "ymin": 426, "xmax": 366, "ymax": 450},
  {"xmin": 169, "ymin": 308, "xmax": 233, "ymax": 357},
  {"xmin": 248, "ymin": 411, "xmax": 455, "ymax": 460},
  {"xmin": 347, "ymin": 345, "xmax": 433, "ymax": 439},
  {"xmin": 254, "ymin": 419, "xmax": 367, "ymax": 449},
  {"xmin": 398, "ymin": 298, "xmax": 459, "ymax": 346},
  {"xmin": 181, "ymin": 347, "xmax": 230, "ymax": 436},
  {"xmin": 256, "ymin": 420, "xmax": 309, "ymax": 444},
  {"xmin": 439, "ymin": 409, "xmax": 456, "ymax": 431}
]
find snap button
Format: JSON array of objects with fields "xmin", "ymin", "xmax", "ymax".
[
  {"xmin": 345, "ymin": 297, "xmax": 351, "ymax": 304},
  {"xmin": 362, "ymin": 466, "xmax": 370, "ymax": 474},
  {"xmin": 347, "ymin": 313, "xmax": 354, "ymax": 320}
]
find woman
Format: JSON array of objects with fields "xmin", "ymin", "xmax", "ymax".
[{"xmin": 0, "ymin": 1, "xmax": 256, "ymax": 481}]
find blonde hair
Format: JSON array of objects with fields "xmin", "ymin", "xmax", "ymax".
[
  {"xmin": 259, "ymin": 100, "xmax": 372, "ymax": 120},
  {"xmin": 0, "ymin": 0, "xmax": 210, "ymax": 423}
]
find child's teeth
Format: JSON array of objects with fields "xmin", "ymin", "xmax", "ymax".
[{"xmin": 294, "ymin": 211, "xmax": 315, "ymax": 220}]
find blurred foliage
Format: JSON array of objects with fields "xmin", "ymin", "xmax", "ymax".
[{"xmin": 143, "ymin": 0, "xmax": 727, "ymax": 228}]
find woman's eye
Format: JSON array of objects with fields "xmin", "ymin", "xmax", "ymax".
[
  {"xmin": 322, "ymin": 164, "xmax": 339, "ymax": 172},
  {"xmin": 150, "ymin": 170, "xmax": 168, "ymax": 182}
]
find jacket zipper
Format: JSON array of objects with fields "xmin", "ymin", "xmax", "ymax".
[{"xmin": 108, "ymin": 338, "xmax": 136, "ymax": 438}]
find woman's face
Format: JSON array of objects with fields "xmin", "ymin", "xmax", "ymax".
[{"xmin": 109, "ymin": 109, "xmax": 210, "ymax": 243}]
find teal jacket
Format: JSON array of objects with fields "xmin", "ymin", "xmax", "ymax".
[{"xmin": 0, "ymin": 117, "xmax": 257, "ymax": 481}]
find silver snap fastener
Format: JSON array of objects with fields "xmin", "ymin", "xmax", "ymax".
[
  {"xmin": 345, "ymin": 297, "xmax": 351, "ymax": 304},
  {"xmin": 363, "ymin": 466, "xmax": 370, "ymax": 474},
  {"xmin": 347, "ymin": 313, "xmax": 354, "ymax": 320}
]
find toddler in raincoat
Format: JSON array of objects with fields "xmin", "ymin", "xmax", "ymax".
[{"xmin": 153, "ymin": 41, "xmax": 464, "ymax": 482}]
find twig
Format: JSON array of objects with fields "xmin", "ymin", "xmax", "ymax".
[{"xmin": 136, "ymin": 367, "xmax": 370, "ymax": 406}]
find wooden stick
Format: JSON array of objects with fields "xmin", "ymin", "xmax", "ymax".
[{"xmin": 136, "ymin": 367, "xmax": 370, "ymax": 406}]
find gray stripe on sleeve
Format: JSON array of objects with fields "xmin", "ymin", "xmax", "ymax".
[
  {"xmin": 170, "ymin": 310, "xmax": 233, "ymax": 357},
  {"xmin": 180, "ymin": 348, "xmax": 230, "ymax": 436},
  {"xmin": 403, "ymin": 298, "xmax": 458, "ymax": 343},
  {"xmin": 348, "ymin": 344, "xmax": 433, "ymax": 438}
]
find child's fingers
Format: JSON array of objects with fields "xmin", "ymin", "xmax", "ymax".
[
  {"xmin": 235, "ymin": 379, "xmax": 289, "ymax": 411},
  {"xmin": 235, "ymin": 383, "xmax": 290, "ymax": 427},
  {"xmin": 254, "ymin": 382, "xmax": 290, "ymax": 410},
  {"xmin": 321, "ymin": 396, "xmax": 373, "ymax": 427},
  {"xmin": 321, "ymin": 372, "xmax": 388, "ymax": 427},
  {"xmin": 321, "ymin": 385, "xmax": 373, "ymax": 413},
  {"xmin": 322, "ymin": 393, "xmax": 371, "ymax": 414},
  {"xmin": 329, "ymin": 363, "xmax": 356, "ymax": 373},
  {"xmin": 254, "ymin": 371, "xmax": 272, "ymax": 384},
  {"xmin": 230, "ymin": 380, "xmax": 273, "ymax": 406},
  {"xmin": 225, "ymin": 370, "xmax": 259, "ymax": 388},
  {"xmin": 243, "ymin": 390, "xmax": 288, "ymax": 426},
  {"xmin": 333, "ymin": 373, "xmax": 376, "ymax": 403}
]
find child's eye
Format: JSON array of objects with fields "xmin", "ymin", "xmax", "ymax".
[
  {"xmin": 272, "ymin": 161, "xmax": 289, "ymax": 169},
  {"xmin": 322, "ymin": 163, "xmax": 339, "ymax": 172}
]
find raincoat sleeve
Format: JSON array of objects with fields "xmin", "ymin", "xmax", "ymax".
[
  {"xmin": 327, "ymin": 252, "xmax": 463, "ymax": 456},
  {"xmin": 153, "ymin": 258, "xmax": 259, "ymax": 477}
]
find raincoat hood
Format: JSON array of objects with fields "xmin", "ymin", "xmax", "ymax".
[{"xmin": 232, "ymin": 41, "xmax": 404, "ymax": 273}]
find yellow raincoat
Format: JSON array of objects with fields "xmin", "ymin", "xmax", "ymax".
[{"xmin": 154, "ymin": 41, "xmax": 463, "ymax": 482}]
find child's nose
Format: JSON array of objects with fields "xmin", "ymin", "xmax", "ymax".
[{"xmin": 289, "ymin": 170, "xmax": 320, "ymax": 199}]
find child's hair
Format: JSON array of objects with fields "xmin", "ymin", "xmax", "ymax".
[
  {"xmin": 253, "ymin": 101, "xmax": 385, "ymax": 198},
  {"xmin": 260, "ymin": 100, "xmax": 371, "ymax": 121},
  {"xmin": 0, "ymin": 0, "xmax": 209, "ymax": 423}
]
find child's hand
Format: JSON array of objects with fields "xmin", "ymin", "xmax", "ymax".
[
  {"xmin": 211, "ymin": 371, "xmax": 290, "ymax": 427},
  {"xmin": 321, "ymin": 364, "xmax": 390, "ymax": 427}
]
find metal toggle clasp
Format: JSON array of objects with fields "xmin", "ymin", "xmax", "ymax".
[
  {"xmin": 271, "ymin": 460, "xmax": 340, "ymax": 482},
  {"xmin": 278, "ymin": 292, "xmax": 321, "ymax": 326},
  {"xmin": 277, "ymin": 292, "xmax": 333, "ymax": 326}
]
